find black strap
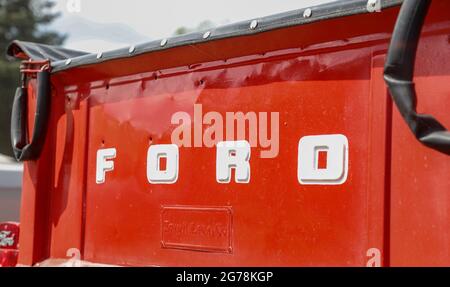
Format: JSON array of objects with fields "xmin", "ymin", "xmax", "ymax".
[
  {"xmin": 384, "ymin": 0, "xmax": 450, "ymax": 155},
  {"xmin": 11, "ymin": 71, "xmax": 51, "ymax": 161}
]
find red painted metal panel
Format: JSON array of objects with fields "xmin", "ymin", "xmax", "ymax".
[
  {"xmin": 80, "ymin": 46, "xmax": 374, "ymax": 266},
  {"xmin": 18, "ymin": 79, "xmax": 53, "ymax": 265}
]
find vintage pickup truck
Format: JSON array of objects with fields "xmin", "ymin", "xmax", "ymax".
[{"xmin": 2, "ymin": 0, "xmax": 449, "ymax": 267}]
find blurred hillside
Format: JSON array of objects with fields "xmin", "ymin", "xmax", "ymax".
[{"xmin": 46, "ymin": 14, "xmax": 150, "ymax": 53}]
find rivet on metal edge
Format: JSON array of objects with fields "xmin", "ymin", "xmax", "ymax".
[
  {"xmin": 203, "ymin": 31, "xmax": 211, "ymax": 39},
  {"xmin": 65, "ymin": 58, "xmax": 71, "ymax": 65},
  {"xmin": 303, "ymin": 8, "xmax": 312, "ymax": 18},
  {"xmin": 96, "ymin": 52, "xmax": 103, "ymax": 59},
  {"xmin": 250, "ymin": 20, "xmax": 258, "ymax": 30},
  {"xmin": 160, "ymin": 38, "xmax": 168, "ymax": 47},
  {"xmin": 367, "ymin": 0, "xmax": 381, "ymax": 12},
  {"xmin": 129, "ymin": 45, "xmax": 135, "ymax": 53}
]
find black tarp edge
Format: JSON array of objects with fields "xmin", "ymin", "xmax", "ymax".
[{"xmin": 7, "ymin": 0, "xmax": 402, "ymax": 73}]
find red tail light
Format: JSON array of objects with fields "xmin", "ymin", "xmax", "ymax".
[{"xmin": 0, "ymin": 222, "xmax": 20, "ymax": 267}]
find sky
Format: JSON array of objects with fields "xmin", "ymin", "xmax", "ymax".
[{"xmin": 49, "ymin": 0, "xmax": 335, "ymax": 53}]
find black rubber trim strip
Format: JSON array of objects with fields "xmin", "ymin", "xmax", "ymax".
[
  {"xmin": 6, "ymin": 0, "xmax": 402, "ymax": 73},
  {"xmin": 11, "ymin": 71, "xmax": 52, "ymax": 161},
  {"xmin": 384, "ymin": 0, "xmax": 450, "ymax": 155}
]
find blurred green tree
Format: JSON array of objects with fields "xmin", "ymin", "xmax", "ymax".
[
  {"xmin": 0, "ymin": 0, "xmax": 65, "ymax": 158},
  {"xmin": 173, "ymin": 20, "xmax": 215, "ymax": 36}
]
